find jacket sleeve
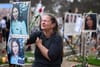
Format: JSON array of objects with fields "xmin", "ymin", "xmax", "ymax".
[
  {"xmin": 25, "ymin": 31, "xmax": 41, "ymax": 45},
  {"xmin": 48, "ymin": 36, "xmax": 63, "ymax": 61}
]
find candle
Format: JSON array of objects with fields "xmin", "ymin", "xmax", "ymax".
[{"xmin": 2, "ymin": 57, "xmax": 7, "ymax": 63}]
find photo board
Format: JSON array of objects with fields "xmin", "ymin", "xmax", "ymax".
[{"xmin": 64, "ymin": 13, "xmax": 82, "ymax": 35}]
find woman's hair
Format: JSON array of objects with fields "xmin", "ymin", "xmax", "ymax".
[
  {"xmin": 85, "ymin": 14, "xmax": 96, "ymax": 30},
  {"xmin": 10, "ymin": 38, "xmax": 20, "ymax": 56},
  {"xmin": 40, "ymin": 13, "xmax": 58, "ymax": 33}
]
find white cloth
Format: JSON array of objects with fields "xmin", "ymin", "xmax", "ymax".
[{"xmin": 0, "ymin": 19, "xmax": 6, "ymax": 29}]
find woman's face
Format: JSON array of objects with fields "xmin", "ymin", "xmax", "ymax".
[
  {"xmin": 12, "ymin": 41, "xmax": 19, "ymax": 55},
  {"xmin": 86, "ymin": 16, "xmax": 93, "ymax": 29},
  {"xmin": 41, "ymin": 15, "xmax": 54, "ymax": 31},
  {"xmin": 13, "ymin": 7, "xmax": 19, "ymax": 20}
]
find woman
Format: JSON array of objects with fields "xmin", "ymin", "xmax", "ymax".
[
  {"xmin": 85, "ymin": 14, "xmax": 96, "ymax": 30},
  {"xmin": 26, "ymin": 13, "xmax": 63, "ymax": 67},
  {"xmin": 10, "ymin": 38, "xmax": 23, "ymax": 67},
  {"xmin": 10, "ymin": 5, "xmax": 27, "ymax": 35},
  {"xmin": 10, "ymin": 38, "xmax": 20, "ymax": 64}
]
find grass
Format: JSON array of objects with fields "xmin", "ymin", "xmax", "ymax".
[
  {"xmin": 69, "ymin": 55, "xmax": 100, "ymax": 67},
  {"xmin": 88, "ymin": 56, "xmax": 100, "ymax": 66},
  {"xmin": 25, "ymin": 51, "xmax": 34, "ymax": 63},
  {"xmin": 25, "ymin": 51, "xmax": 34, "ymax": 57},
  {"xmin": 76, "ymin": 56, "xmax": 100, "ymax": 66}
]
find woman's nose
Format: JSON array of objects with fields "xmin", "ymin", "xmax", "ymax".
[{"xmin": 41, "ymin": 21, "xmax": 46, "ymax": 24}]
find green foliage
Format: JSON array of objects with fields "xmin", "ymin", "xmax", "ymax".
[
  {"xmin": 67, "ymin": 55, "xmax": 100, "ymax": 66},
  {"xmin": 88, "ymin": 56, "xmax": 100, "ymax": 66},
  {"xmin": 25, "ymin": 51, "xmax": 34, "ymax": 57},
  {"xmin": 25, "ymin": 51, "xmax": 34, "ymax": 63},
  {"xmin": 77, "ymin": 56, "xmax": 83, "ymax": 62},
  {"xmin": 74, "ymin": 64, "xmax": 83, "ymax": 67},
  {"xmin": 77, "ymin": 56, "xmax": 100, "ymax": 66}
]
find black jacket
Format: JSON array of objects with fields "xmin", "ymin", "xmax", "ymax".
[{"xmin": 26, "ymin": 31, "xmax": 63, "ymax": 66}]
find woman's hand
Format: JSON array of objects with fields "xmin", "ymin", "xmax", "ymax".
[
  {"xmin": 35, "ymin": 37, "xmax": 42, "ymax": 47},
  {"xmin": 35, "ymin": 37, "xmax": 51, "ymax": 61}
]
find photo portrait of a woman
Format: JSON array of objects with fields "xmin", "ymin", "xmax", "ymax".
[
  {"xmin": 10, "ymin": 38, "xmax": 24, "ymax": 65},
  {"xmin": 10, "ymin": 38, "xmax": 20, "ymax": 64},
  {"xmin": 10, "ymin": 3, "xmax": 28, "ymax": 35},
  {"xmin": 84, "ymin": 14, "xmax": 97, "ymax": 30}
]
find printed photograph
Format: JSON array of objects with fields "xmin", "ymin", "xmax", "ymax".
[
  {"xmin": 10, "ymin": 2, "xmax": 30, "ymax": 38},
  {"xmin": 64, "ymin": 13, "xmax": 82, "ymax": 35},
  {"xmin": 7, "ymin": 38, "xmax": 25, "ymax": 65},
  {"xmin": 84, "ymin": 13, "xmax": 97, "ymax": 32}
]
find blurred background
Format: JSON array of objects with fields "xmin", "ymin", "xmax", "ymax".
[{"xmin": 1, "ymin": 0, "xmax": 100, "ymax": 16}]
